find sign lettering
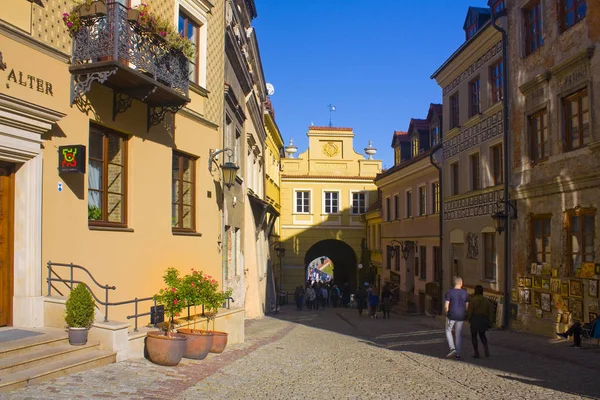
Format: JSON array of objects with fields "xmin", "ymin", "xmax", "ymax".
[{"xmin": 7, "ymin": 68, "xmax": 53, "ymax": 96}]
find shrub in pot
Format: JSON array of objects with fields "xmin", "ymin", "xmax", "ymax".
[
  {"xmin": 65, "ymin": 283, "xmax": 96, "ymax": 345},
  {"xmin": 147, "ymin": 268, "xmax": 187, "ymax": 366},
  {"xmin": 176, "ymin": 269, "xmax": 213, "ymax": 360},
  {"xmin": 202, "ymin": 278, "xmax": 232, "ymax": 354}
]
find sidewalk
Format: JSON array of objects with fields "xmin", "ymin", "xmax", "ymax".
[{"xmin": 398, "ymin": 311, "xmax": 600, "ymax": 370}]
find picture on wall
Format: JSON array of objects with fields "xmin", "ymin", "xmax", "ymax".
[
  {"xmin": 535, "ymin": 309, "xmax": 543, "ymax": 319},
  {"xmin": 541, "ymin": 263, "xmax": 551, "ymax": 276},
  {"xmin": 541, "ymin": 292, "xmax": 552, "ymax": 312},
  {"xmin": 518, "ymin": 277, "xmax": 525, "ymax": 287},
  {"xmin": 533, "ymin": 276, "xmax": 542, "ymax": 288},
  {"xmin": 561, "ymin": 313, "xmax": 570, "ymax": 324},
  {"xmin": 530, "ymin": 263, "xmax": 538, "ymax": 275},
  {"xmin": 580, "ymin": 263, "xmax": 595, "ymax": 279},
  {"xmin": 589, "ymin": 279, "xmax": 598, "ymax": 298},
  {"xmin": 533, "ymin": 291, "xmax": 541, "ymax": 308},
  {"xmin": 524, "ymin": 289, "xmax": 531, "ymax": 305},
  {"xmin": 561, "ymin": 281, "xmax": 569, "ymax": 296},
  {"xmin": 524, "ymin": 277, "xmax": 532, "ymax": 288},
  {"xmin": 552, "ymin": 268, "xmax": 559, "ymax": 278},
  {"xmin": 595, "ymin": 264, "xmax": 600, "ymax": 275},
  {"xmin": 569, "ymin": 279, "xmax": 583, "ymax": 298},
  {"xmin": 550, "ymin": 278, "xmax": 561, "ymax": 294},
  {"xmin": 511, "ymin": 288, "xmax": 518, "ymax": 303},
  {"xmin": 570, "ymin": 298, "xmax": 583, "ymax": 321},
  {"xmin": 542, "ymin": 278, "xmax": 550, "ymax": 291}
]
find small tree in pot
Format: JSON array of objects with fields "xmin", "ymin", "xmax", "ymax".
[
  {"xmin": 65, "ymin": 283, "xmax": 96, "ymax": 345},
  {"xmin": 146, "ymin": 268, "xmax": 188, "ymax": 366},
  {"xmin": 202, "ymin": 277, "xmax": 232, "ymax": 354}
]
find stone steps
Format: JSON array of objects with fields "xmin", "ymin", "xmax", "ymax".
[{"xmin": 0, "ymin": 329, "xmax": 115, "ymax": 392}]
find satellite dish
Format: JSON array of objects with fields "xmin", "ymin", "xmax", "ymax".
[{"xmin": 266, "ymin": 83, "xmax": 275, "ymax": 96}]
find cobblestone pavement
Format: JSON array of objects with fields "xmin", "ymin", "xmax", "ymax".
[{"xmin": 4, "ymin": 306, "xmax": 600, "ymax": 400}]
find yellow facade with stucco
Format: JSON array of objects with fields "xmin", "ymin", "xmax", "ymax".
[
  {"xmin": 279, "ymin": 126, "xmax": 381, "ymax": 293},
  {"xmin": 0, "ymin": 0, "xmax": 231, "ymax": 328}
]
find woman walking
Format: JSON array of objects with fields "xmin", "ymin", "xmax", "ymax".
[{"xmin": 466, "ymin": 285, "xmax": 493, "ymax": 358}]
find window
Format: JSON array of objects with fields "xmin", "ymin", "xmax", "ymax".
[
  {"xmin": 563, "ymin": 89, "xmax": 590, "ymax": 151},
  {"xmin": 394, "ymin": 147, "xmax": 401, "ymax": 165},
  {"xmin": 491, "ymin": 144, "xmax": 504, "ymax": 185},
  {"xmin": 466, "ymin": 23, "xmax": 477, "ymax": 40},
  {"xmin": 295, "ymin": 191, "xmax": 310, "ymax": 213},
  {"xmin": 568, "ymin": 210, "xmax": 595, "ymax": 276},
  {"xmin": 527, "ymin": 110, "xmax": 548, "ymax": 163},
  {"xmin": 531, "ymin": 216, "xmax": 551, "ymax": 265},
  {"xmin": 431, "ymin": 125, "xmax": 440, "ymax": 147},
  {"xmin": 88, "ymin": 126, "xmax": 127, "ymax": 226},
  {"xmin": 324, "ymin": 191, "xmax": 339, "ymax": 214},
  {"xmin": 492, "ymin": 0, "xmax": 505, "ymax": 14},
  {"xmin": 469, "ymin": 77, "xmax": 481, "ymax": 117},
  {"xmin": 560, "ymin": 0, "xmax": 587, "ymax": 32},
  {"xmin": 432, "ymin": 182, "xmax": 440, "ymax": 214},
  {"xmin": 406, "ymin": 191, "xmax": 412, "ymax": 218},
  {"xmin": 386, "ymin": 245, "xmax": 393, "ymax": 269},
  {"xmin": 433, "ymin": 246, "xmax": 442, "ymax": 283},
  {"xmin": 414, "ymin": 255, "xmax": 419, "ymax": 277},
  {"xmin": 178, "ymin": 11, "xmax": 200, "ymax": 83},
  {"xmin": 394, "ymin": 195, "xmax": 400, "ymax": 220},
  {"xmin": 450, "ymin": 93, "xmax": 460, "ymax": 129},
  {"xmin": 386, "ymin": 197, "xmax": 391, "ymax": 221},
  {"xmin": 524, "ymin": 1, "xmax": 543, "ymax": 55},
  {"xmin": 172, "ymin": 152, "xmax": 196, "ymax": 231},
  {"xmin": 418, "ymin": 186, "xmax": 426, "ymax": 216},
  {"xmin": 411, "ymin": 137, "xmax": 419, "ymax": 157},
  {"xmin": 420, "ymin": 246, "xmax": 427, "ymax": 280},
  {"xmin": 352, "ymin": 192, "xmax": 366, "ymax": 214},
  {"xmin": 483, "ymin": 233, "xmax": 496, "ymax": 280},
  {"xmin": 451, "ymin": 162, "xmax": 459, "ymax": 196},
  {"xmin": 490, "ymin": 60, "xmax": 503, "ymax": 104},
  {"xmin": 394, "ymin": 246, "xmax": 400, "ymax": 271},
  {"xmin": 470, "ymin": 153, "xmax": 480, "ymax": 191}
]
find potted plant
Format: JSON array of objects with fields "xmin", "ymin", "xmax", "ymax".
[
  {"xmin": 65, "ymin": 283, "xmax": 96, "ymax": 345},
  {"xmin": 76, "ymin": 0, "xmax": 107, "ymax": 18},
  {"xmin": 176, "ymin": 269, "xmax": 213, "ymax": 360},
  {"xmin": 201, "ymin": 277, "xmax": 232, "ymax": 354},
  {"xmin": 146, "ymin": 268, "xmax": 187, "ymax": 366}
]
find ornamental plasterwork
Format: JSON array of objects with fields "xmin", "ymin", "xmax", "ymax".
[
  {"xmin": 443, "ymin": 111, "xmax": 502, "ymax": 160},
  {"xmin": 322, "ymin": 141, "xmax": 340, "ymax": 158},
  {"xmin": 466, "ymin": 233, "xmax": 479, "ymax": 260},
  {"xmin": 443, "ymin": 41, "xmax": 502, "ymax": 96},
  {"xmin": 443, "ymin": 189, "xmax": 502, "ymax": 221}
]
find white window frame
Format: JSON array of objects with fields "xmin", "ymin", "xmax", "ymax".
[
  {"xmin": 294, "ymin": 189, "xmax": 311, "ymax": 214},
  {"xmin": 418, "ymin": 184, "xmax": 427, "ymax": 216},
  {"xmin": 323, "ymin": 190, "xmax": 340, "ymax": 214},
  {"xmin": 350, "ymin": 191, "xmax": 368, "ymax": 215},
  {"xmin": 175, "ymin": 0, "xmax": 210, "ymax": 88}
]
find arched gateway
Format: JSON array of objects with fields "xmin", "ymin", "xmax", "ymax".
[{"xmin": 304, "ymin": 239, "xmax": 358, "ymax": 288}]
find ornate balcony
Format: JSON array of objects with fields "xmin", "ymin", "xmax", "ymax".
[{"xmin": 69, "ymin": 2, "xmax": 190, "ymax": 130}]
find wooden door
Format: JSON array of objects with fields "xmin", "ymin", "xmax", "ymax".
[{"xmin": 0, "ymin": 163, "xmax": 13, "ymax": 327}]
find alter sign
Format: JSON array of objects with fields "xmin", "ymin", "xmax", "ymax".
[{"xmin": 58, "ymin": 145, "xmax": 86, "ymax": 174}]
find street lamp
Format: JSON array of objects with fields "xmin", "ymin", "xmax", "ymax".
[
  {"xmin": 489, "ymin": 0, "xmax": 511, "ymax": 330},
  {"xmin": 390, "ymin": 239, "xmax": 418, "ymax": 261},
  {"xmin": 491, "ymin": 199, "xmax": 518, "ymax": 235},
  {"xmin": 356, "ymin": 263, "xmax": 363, "ymax": 289},
  {"xmin": 208, "ymin": 148, "xmax": 239, "ymax": 188}
]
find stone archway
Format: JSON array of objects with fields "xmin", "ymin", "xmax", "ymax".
[{"xmin": 304, "ymin": 239, "xmax": 358, "ymax": 289}]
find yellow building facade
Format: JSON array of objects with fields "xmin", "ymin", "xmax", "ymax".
[
  {"xmin": 0, "ymin": 0, "xmax": 230, "ymax": 328},
  {"xmin": 279, "ymin": 126, "xmax": 381, "ymax": 293},
  {"xmin": 363, "ymin": 197, "xmax": 382, "ymax": 290}
]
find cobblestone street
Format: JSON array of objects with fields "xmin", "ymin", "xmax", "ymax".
[{"xmin": 4, "ymin": 306, "xmax": 600, "ymax": 400}]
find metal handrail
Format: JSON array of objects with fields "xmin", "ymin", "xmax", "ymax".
[{"xmin": 47, "ymin": 262, "xmax": 234, "ymax": 332}]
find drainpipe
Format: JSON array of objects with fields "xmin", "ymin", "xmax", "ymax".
[
  {"xmin": 489, "ymin": 5, "xmax": 511, "ymax": 330},
  {"xmin": 429, "ymin": 144, "xmax": 443, "ymax": 313}
]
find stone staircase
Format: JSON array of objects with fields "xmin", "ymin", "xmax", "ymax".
[{"xmin": 0, "ymin": 328, "xmax": 115, "ymax": 392}]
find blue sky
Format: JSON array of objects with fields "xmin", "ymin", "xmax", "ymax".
[{"xmin": 253, "ymin": 0, "xmax": 490, "ymax": 169}]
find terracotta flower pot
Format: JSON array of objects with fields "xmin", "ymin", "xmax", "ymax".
[
  {"xmin": 146, "ymin": 331, "xmax": 187, "ymax": 366},
  {"xmin": 177, "ymin": 329, "xmax": 213, "ymax": 360},
  {"xmin": 209, "ymin": 330, "xmax": 228, "ymax": 353},
  {"xmin": 78, "ymin": 1, "xmax": 107, "ymax": 18}
]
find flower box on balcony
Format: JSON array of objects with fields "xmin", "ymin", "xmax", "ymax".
[
  {"xmin": 127, "ymin": 8, "xmax": 140, "ymax": 23},
  {"xmin": 77, "ymin": 1, "xmax": 107, "ymax": 18}
]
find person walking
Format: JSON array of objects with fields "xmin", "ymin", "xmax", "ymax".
[
  {"xmin": 313, "ymin": 283, "xmax": 320, "ymax": 310},
  {"xmin": 444, "ymin": 276, "xmax": 469, "ymax": 360},
  {"xmin": 355, "ymin": 285, "xmax": 367, "ymax": 316},
  {"xmin": 305, "ymin": 284, "xmax": 315, "ymax": 310},
  {"xmin": 296, "ymin": 286, "xmax": 305, "ymax": 310},
  {"xmin": 381, "ymin": 284, "xmax": 393, "ymax": 319},
  {"xmin": 321, "ymin": 285, "xmax": 328, "ymax": 308},
  {"xmin": 467, "ymin": 285, "xmax": 492, "ymax": 358},
  {"xmin": 332, "ymin": 285, "xmax": 340, "ymax": 308}
]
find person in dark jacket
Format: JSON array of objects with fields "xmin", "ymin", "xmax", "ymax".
[
  {"xmin": 466, "ymin": 285, "xmax": 493, "ymax": 358},
  {"xmin": 355, "ymin": 285, "xmax": 367, "ymax": 316},
  {"xmin": 381, "ymin": 284, "xmax": 393, "ymax": 319}
]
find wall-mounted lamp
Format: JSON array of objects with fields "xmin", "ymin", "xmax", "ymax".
[
  {"xmin": 209, "ymin": 148, "xmax": 239, "ymax": 188},
  {"xmin": 390, "ymin": 239, "xmax": 418, "ymax": 261},
  {"xmin": 491, "ymin": 199, "xmax": 517, "ymax": 235}
]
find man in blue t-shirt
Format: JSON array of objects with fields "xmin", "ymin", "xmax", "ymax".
[{"xmin": 444, "ymin": 276, "xmax": 469, "ymax": 360}]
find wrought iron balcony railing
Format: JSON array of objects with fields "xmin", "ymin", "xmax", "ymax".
[{"xmin": 69, "ymin": 2, "xmax": 190, "ymax": 129}]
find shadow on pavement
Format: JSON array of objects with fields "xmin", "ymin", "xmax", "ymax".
[{"xmin": 270, "ymin": 304, "xmax": 600, "ymax": 399}]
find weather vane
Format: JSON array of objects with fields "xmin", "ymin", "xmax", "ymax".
[{"xmin": 328, "ymin": 104, "xmax": 336, "ymax": 127}]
